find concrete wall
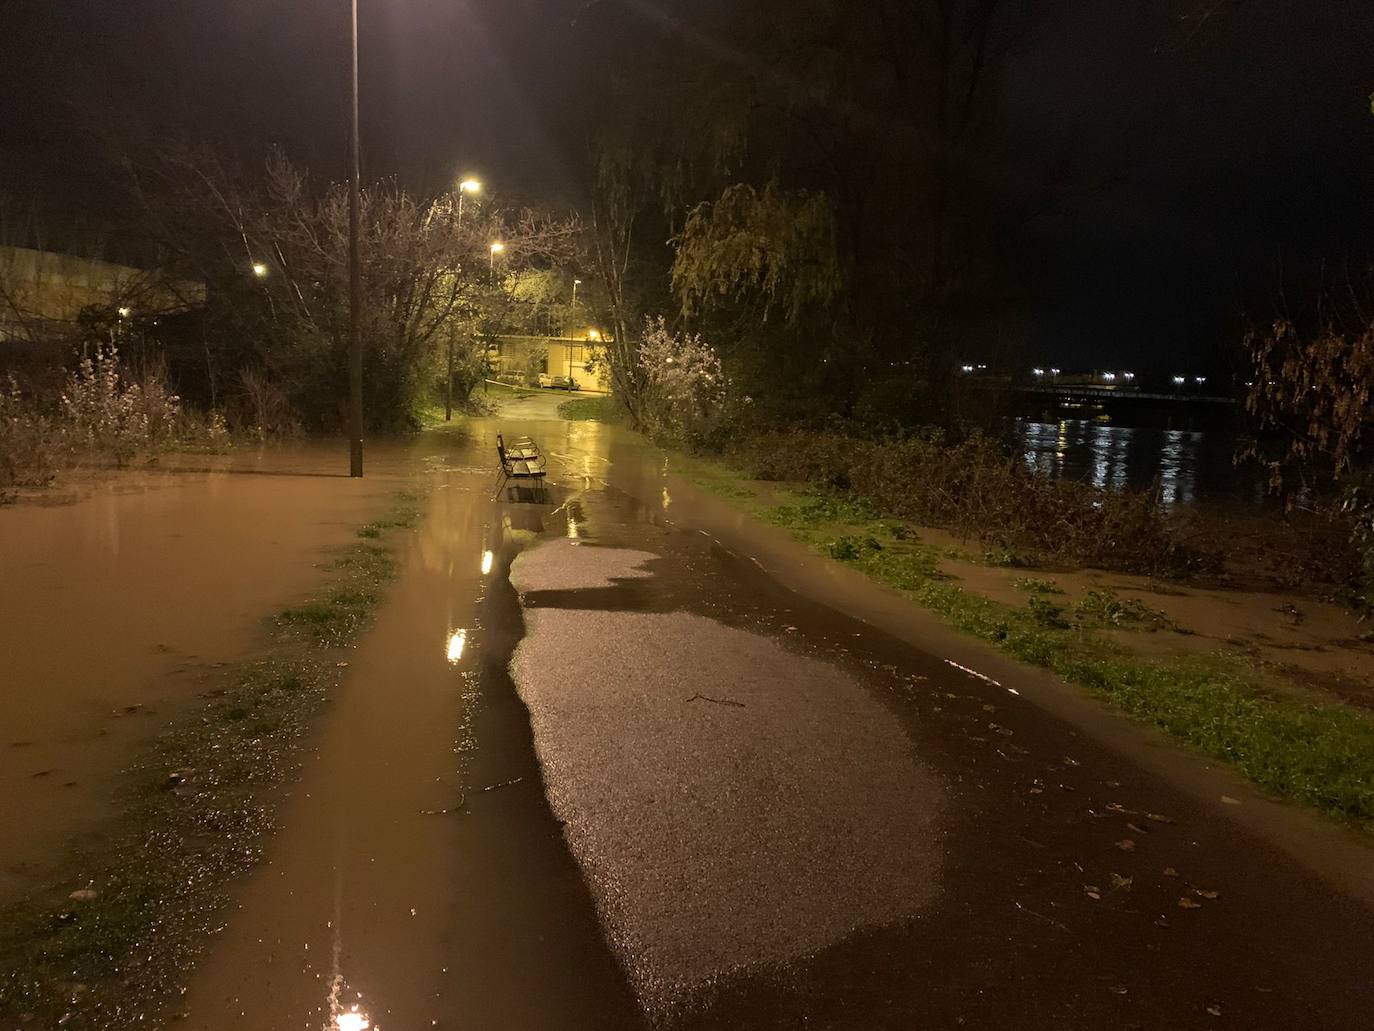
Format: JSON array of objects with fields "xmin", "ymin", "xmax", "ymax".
[{"xmin": 0, "ymin": 246, "xmax": 205, "ymax": 341}]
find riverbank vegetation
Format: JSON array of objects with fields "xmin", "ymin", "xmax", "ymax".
[{"xmin": 0, "ymin": 490, "xmax": 423, "ymax": 1029}]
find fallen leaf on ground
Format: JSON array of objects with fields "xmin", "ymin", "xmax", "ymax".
[
  {"xmin": 1127, "ymin": 822, "xmax": 1150, "ymax": 835},
  {"xmin": 1105, "ymin": 802, "xmax": 1131, "ymax": 813},
  {"xmin": 1163, "ymin": 867, "xmax": 1180, "ymax": 878},
  {"xmin": 1154, "ymin": 916, "xmax": 1170, "ymax": 928},
  {"xmin": 1206, "ymin": 1004, "xmax": 1222, "ymax": 1017},
  {"xmin": 1145, "ymin": 812, "xmax": 1174, "ymax": 823},
  {"xmin": 1114, "ymin": 839, "xmax": 1137, "ymax": 852},
  {"xmin": 68, "ymin": 889, "xmax": 97, "ymax": 902},
  {"xmin": 1110, "ymin": 873, "xmax": 1133, "ymax": 890},
  {"xmin": 1084, "ymin": 885, "xmax": 1102, "ymax": 900},
  {"xmin": 1193, "ymin": 888, "xmax": 1219, "ymax": 900},
  {"xmin": 1178, "ymin": 897, "xmax": 1203, "ymax": 909}
]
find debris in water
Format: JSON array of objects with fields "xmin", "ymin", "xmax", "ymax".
[
  {"xmin": 68, "ymin": 889, "xmax": 98, "ymax": 902},
  {"xmin": 1178, "ymin": 897, "xmax": 1203, "ymax": 909},
  {"xmin": 481, "ymin": 777, "xmax": 524, "ymax": 792},
  {"xmin": 685, "ymin": 693, "xmax": 746, "ymax": 708}
]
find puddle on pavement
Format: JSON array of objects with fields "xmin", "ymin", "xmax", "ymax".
[
  {"xmin": 0, "ymin": 467, "xmax": 396, "ymax": 900},
  {"xmin": 509, "ymin": 540, "xmax": 943, "ymax": 1014}
]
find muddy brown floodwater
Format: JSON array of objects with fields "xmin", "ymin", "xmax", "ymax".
[
  {"xmin": 0, "ymin": 463, "xmax": 398, "ymax": 900},
  {"xmin": 10, "ymin": 395, "xmax": 1374, "ymax": 1030}
]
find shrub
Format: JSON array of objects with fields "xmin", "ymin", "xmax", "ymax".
[
  {"xmin": 736, "ymin": 428, "xmax": 1215, "ymax": 577},
  {"xmin": 0, "ymin": 378, "xmax": 58, "ymax": 489},
  {"xmin": 638, "ymin": 317, "xmax": 745, "ymax": 449},
  {"xmin": 59, "ymin": 345, "xmax": 182, "ymax": 463}
]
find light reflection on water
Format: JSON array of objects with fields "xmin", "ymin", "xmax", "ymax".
[{"xmin": 1015, "ymin": 419, "xmax": 1260, "ymax": 506}]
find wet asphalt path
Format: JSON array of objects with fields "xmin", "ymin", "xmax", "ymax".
[{"xmin": 177, "ymin": 404, "xmax": 1374, "ymax": 1030}]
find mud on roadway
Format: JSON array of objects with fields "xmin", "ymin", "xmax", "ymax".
[{"xmin": 7, "ymin": 398, "xmax": 1374, "ymax": 1030}]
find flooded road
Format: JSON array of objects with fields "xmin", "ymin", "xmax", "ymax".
[{"xmin": 7, "ymin": 394, "xmax": 1374, "ymax": 1029}]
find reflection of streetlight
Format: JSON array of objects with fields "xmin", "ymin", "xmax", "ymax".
[
  {"xmin": 252, "ymin": 262, "xmax": 268, "ymax": 278},
  {"xmin": 446, "ymin": 628, "xmax": 467, "ymax": 664},
  {"xmin": 457, "ymin": 178, "xmax": 481, "ymax": 224},
  {"xmin": 489, "ymin": 241, "xmax": 505, "ymax": 280},
  {"xmin": 480, "ymin": 550, "xmax": 494, "ymax": 575}
]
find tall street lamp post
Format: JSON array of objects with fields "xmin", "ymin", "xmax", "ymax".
[{"xmin": 347, "ymin": 0, "xmax": 364, "ymax": 477}]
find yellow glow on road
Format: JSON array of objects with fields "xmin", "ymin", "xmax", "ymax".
[
  {"xmin": 447, "ymin": 629, "xmax": 467, "ymax": 664},
  {"xmin": 481, "ymin": 550, "xmax": 494, "ymax": 575}
]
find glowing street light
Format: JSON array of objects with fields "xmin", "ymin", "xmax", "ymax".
[
  {"xmin": 572, "ymin": 277, "xmax": 582, "ymax": 307},
  {"xmin": 1102, "ymin": 372, "xmax": 1117, "ymax": 382},
  {"xmin": 961, "ymin": 364, "xmax": 975, "ymax": 374},
  {"xmin": 457, "ymin": 178, "xmax": 481, "ymax": 224},
  {"xmin": 1173, "ymin": 375, "xmax": 1186, "ymax": 385},
  {"xmin": 1195, "ymin": 376, "xmax": 1207, "ymax": 385},
  {"xmin": 1032, "ymin": 367, "xmax": 1045, "ymax": 377},
  {"xmin": 252, "ymin": 261, "xmax": 269, "ymax": 278},
  {"xmin": 489, "ymin": 241, "xmax": 505, "ymax": 280},
  {"xmin": 117, "ymin": 306, "xmax": 131, "ymax": 319}
]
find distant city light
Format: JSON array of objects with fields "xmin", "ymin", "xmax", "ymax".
[
  {"xmin": 252, "ymin": 262, "xmax": 268, "ymax": 278},
  {"xmin": 1050, "ymin": 368, "xmax": 1060, "ymax": 376},
  {"xmin": 961, "ymin": 364, "xmax": 975, "ymax": 374},
  {"xmin": 1173, "ymin": 375, "xmax": 1186, "ymax": 385},
  {"xmin": 1122, "ymin": 371, "xmax": 1135, "ymax": 381},
  {"xmin": 1102, "ymin": 372, "xmax": 1117, "ymax": 382},
  {"xmin": 977, "ymin": 364, "xmax": 987, "ymax": 370},
  {"xmin": 1195, "ymin": 376, "xmax": 1207, "ymax": 385},
  {"xmin": 1032, "ymin": 367, "xmax": 1045, "ymax": 376}
]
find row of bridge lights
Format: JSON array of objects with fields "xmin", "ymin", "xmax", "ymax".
[{"xmin": 960, "ymin": 365, "xmax": 1207, "ymax": 387}]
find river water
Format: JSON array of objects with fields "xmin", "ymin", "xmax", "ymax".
[{"xmin": 1013, "ymin": 417, "xmax": 1265, "ymax": 506}]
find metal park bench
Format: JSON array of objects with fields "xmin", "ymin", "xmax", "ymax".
[{"xmin": 494, "ymin": 432, "xmax": 548, "ymax": 501}]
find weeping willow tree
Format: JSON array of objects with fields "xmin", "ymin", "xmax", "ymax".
[{"xmin": 672, "ymin": 183, "xmax": 842, "ymax": 326}]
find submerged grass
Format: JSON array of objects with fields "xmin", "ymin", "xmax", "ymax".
[{"xmin": 0, "ymin": 489, "xmax": 425, "ymax": 1029}]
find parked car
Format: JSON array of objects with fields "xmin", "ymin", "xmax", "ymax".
[
  {"xmin": 535, "ymin": 373, "xmax": 553, "ymax": 388},
  {"xmin": 551, "ymin": 375, "xmax": 580, "ymax": 391}
]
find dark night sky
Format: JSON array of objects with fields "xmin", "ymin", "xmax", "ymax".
[{"xmin": 1, "ymin": 0, "xmax": 1372, "ymax": 373}]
